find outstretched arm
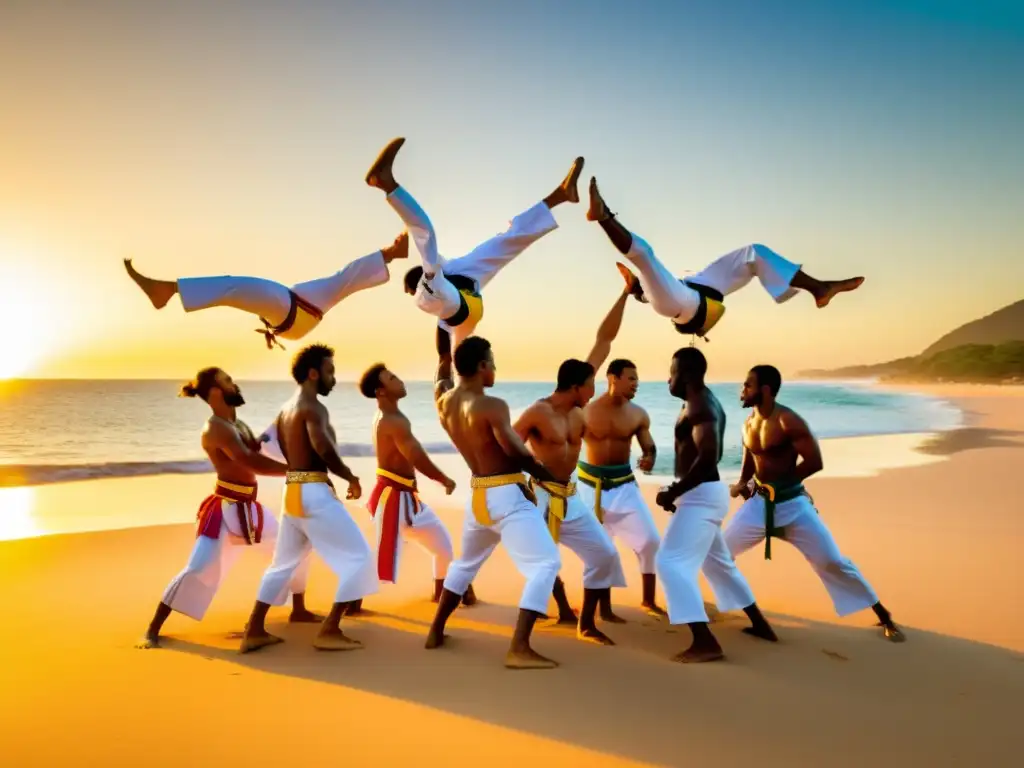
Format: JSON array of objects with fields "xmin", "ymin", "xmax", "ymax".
[
  {"xmin": 782, "ymin": 410, "xmax": 823, "ymax": 482},
  {"xmin": 389, "ymin": 416, "xmax": 455, "ymax": 492},
  {"xmin": 585, "ymin": 289, "xmax": 630, "ymax": 371},
  {"xmin": 207, "ymin": 420, "xmax": 288, "ymax": 476},
  {"xmin": 488, "ymin": 400, "xmax": 559, "ymax": 483},
  {"xmin": 434, "ymin": 356, "xmax": 454, "ymax": 403},
  {"xmin": 634, "ymin": 411, "xmax": 657, "ymax": 473},
  {"xmin": 304, "ymin": 406, "xmax": 359, "ymax": 487}
]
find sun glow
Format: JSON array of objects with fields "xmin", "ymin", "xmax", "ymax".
[
  {"xmin": 0, "ymin": 486, "xmax": 41, "ymax": 542},
  {"xmin": 0, "ymin": 261, "xmax": 61, "ymax": 379}
]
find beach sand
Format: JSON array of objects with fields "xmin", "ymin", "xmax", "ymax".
[{"xmin": 0, "ymin": 385, "xmax": 1021, "ymax": 767}]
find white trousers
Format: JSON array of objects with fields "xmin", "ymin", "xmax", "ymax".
[
  {"xmin": 725, "ymin": 493, "xmax": 879, "ymax": 617},
  {"xmin": 176, "ymin": 250, "xmax": 390, "ymax": 331},
  {"xmin": 162, "ymin": 506, "xmax": 309, "ymax": 621},
  {"xmin": 387, "ymin": 185, "xmax": 558, "ymax": 347},
  {"xmin": 534, "ymin": 485, "xmax": 626, "ymax": 590},
  {"xmin": 371, "ymin": 494, "xmax": 454, "ymax": 581},
  {"xmin": 576, "ymin": 480, "xmax": 661, "ymax": 574},
  {"xmin": 655, "ymin": 481, "xmax": 756, "ymax": 625},
  {"xmin": 443, "ymin": 483, "xmax": 561, "ymax": 615},
  {"xmin": 624, "ymin": 234, "xmax": 802, "ymax": 324},
  {"xmin": 256, "ymin": 483, "xmax": 380, "ymax": 606}
]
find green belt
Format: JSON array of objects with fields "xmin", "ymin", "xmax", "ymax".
[
  {"xmin": 753, "ymin": 480, "xmax": 806, "ymax": 560},
  {"xmin": 576, "ymin": 461, "xmax": 635, "ymax": 524}
]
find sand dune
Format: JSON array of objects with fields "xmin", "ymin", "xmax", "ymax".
[{"xmin": 0, "ymin": 384, "xmax": 1021, "ymax": 767}]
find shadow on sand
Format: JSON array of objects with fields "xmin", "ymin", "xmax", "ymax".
[
  {"xmin": 916, "ymin": 427, "xmax": 1024, "ymax": 456},
  {"xmin": 165, "ymin": 597, "xmax": 1022, "ymax": 767}
]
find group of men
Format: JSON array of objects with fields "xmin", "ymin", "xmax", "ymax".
[{"xmin": 133, "ymin": 137, "xmax": 903, "ymax": 667}]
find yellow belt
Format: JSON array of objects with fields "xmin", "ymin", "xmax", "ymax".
[
  {"xmin": 213, "ymin": 479, "xmax": 257, "ymax": 500},
  {"xmin": 283, "ymin": 471, "xmax": 333, "ymax": 517},
  {"xmin": 376, "ymin": 468, "xmax": 415, "ymax": 487},
  {"xmin": 529, "ymin": 479, "xmax": 576, "ymax": 543},
  {"xmin": 469, "ymin": 473, "xmax": 534, "ymax": 526},
  {"xmin": 575, "ymin": 467, "xmax": 634, "ymax": 524}
]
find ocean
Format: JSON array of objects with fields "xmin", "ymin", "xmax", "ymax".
[{"xmin": 0, "ymin": 378, "xmax": 963, "ymax": 488}]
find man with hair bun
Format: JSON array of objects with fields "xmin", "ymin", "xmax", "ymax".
[
  {"xmin": 136, "ymin": 367, "xmax": 320, "ymax": 649},
  {"xmin": 239, "ymin": 343, "xmax": 379, "ymax": 653},
  {"xmin": 513, "ymin": 288, "xmax": 632, "ymax": 645}
]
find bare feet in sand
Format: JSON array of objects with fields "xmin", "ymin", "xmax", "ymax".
[
  {"xmin": 642, "ymin": 602, "xmax": 668, "ymax": 619},
  {"xmin": 742, "ymin": 624, "xmax": 779, "ymax": 642},
  {"xmin": 135, "ymin": 631, "xmax": 161, "ymax": 649},
  {"xmin": 460, "ymin": 583, "xmax": 478, "ymax": 607},
  {"xmin": 238, "ymin": 631, "xmax": 284, "ymax": 654},
  {"xmin": 289, "ymin": 608, "xmax": 326, "ymax": 624},
  {"xmin": 505, "ymin": 647, "xmax": 559, "ymax": 670},
  {"xmin": 600, "ymin": 609, "xmax": 628, "ymax": 624},
  {"xmin": 424, "ymin": 628, "xmax": 448, "ymax": 650},
  {"xmin": 365, "ymin": 137, "xmax": 404, "ymax": 194},
  {"xmin": 671, "ymin": 645, "xmax": 726, "ymax": 664},
  {"xmin": 815, "ymin": 277, "xmax": 865, "ymax": 308},
  {"xmin": 123, "ymin": 259, "xmax": 177, "ymax": 309},
  {"xmin": 577, "ymin": 626, "xmax": 616, "ymax": 646},
  {"xmin": 881, "ymin": 623, "xmax": 907, "ymax": 643},
  {"xmin": 312, "ymin": 628, "xmax": 363, "ymax": 651}
]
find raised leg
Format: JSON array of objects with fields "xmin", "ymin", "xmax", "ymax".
[{"xmin": 289, "ymin": 247, "xmax": 398, "ymax": 315}]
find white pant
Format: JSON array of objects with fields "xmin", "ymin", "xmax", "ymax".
[
  {"xmin": 625, "ymin": 234, "xmax": 802, "ymax": 324},
  {"xmin": 725, "ymin": 493, "xmax": 879, "ymax": 617},
  {"xmin": 655, "ymin": 481, "xmax": 756, "ymax": 625},
  {"xmin": 443, "ymin": 483, "xmax": 561, "ymax": 615},
  {"xmin": 371, "ymin": 493, "xmax": 454, "ymax": 581},
  {"xmin": 162, "ymin": 505, "xmax": 309, "ymax": 621},
  {"xmin": 576, "ymin": 480, "xmax": 661, "ymax": 574},
  {"xmin": 388, "ymin": 185, "xmax": 558, "ymax": 346},
  {"xmin": 257, "ymin": 483, "xmax": 380, "ymax": 606},
  {"xmin": 534, "ymin": 485, "xmax": 626, "ymax": 590},
  {"xmin": 176, "ymin": 250, "xmax": 390, "ymax": 334}
]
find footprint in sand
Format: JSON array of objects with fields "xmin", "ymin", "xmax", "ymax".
[{"xmin": 822, "ymin": 649, "xmax": 849, "ymax": 662}]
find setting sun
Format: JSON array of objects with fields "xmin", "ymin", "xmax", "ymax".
[{"xmin": 0, "ymin": 261, "xmax": 60, "ymax": 379}]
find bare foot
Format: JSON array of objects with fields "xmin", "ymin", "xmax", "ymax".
[
  {"xmin": 616, "ymin": 263, "xmax": 646, "ymax": 303},
  {"xmin": 743, "ymin": 624, "xmax": 779, "ymax": 642},
  {"xmin": 560, "ymin": 156, "xmax": 585, "ymax": 203},
  {"xmin": 424, "ymin": 628, "xmax": 448, "ymax": 649},
  {"xmin": 381, "ymin": 231, "xmax": 409, "ymax": 264},
  {"xmin": 239, "ymin": 631, "xmax": 284, "ymax": 654},
  {"xmin": 816, "ymin": 277, "xmax": 865, "ymax": 308},
  {"xmin": 600, "ymin": 610, "xmax": 628, "ymax": 624},
  {"xmin": 642, "ymin": 602, "xmax": 668, "ymax": 619},
  {"xmin": 365, "ymin": 137, "xmax": 405, "ymax": 192},
  {"xmin": 505, "ymin": 647, "xmax": 559, "ymax": 670},
  {"xmin": 123, "ymin": 259, "xmax": 177, "ymax": 309},
  {"xmin": 460, "ymin": 584, "xmax": 478, "ymax": 607},
  {"xmin": 586, "ymin": 177, "xmax": 612, "ymax": 222},
  {"xmin": 312, "ymin": 629, "xmax": 363, "ymax": 651},
  {"xmin": 553, "ymin": 612, "xmax": 579, "ymax": 627},
  {"xmin": 289, "ymin": 609, "xmax": 326, "ymax": 624},
  {"xmin": 882, "ymin": 623, "xmax": 906, "ymax": 643},
  {"xmin": 135, "ymin": 631, "xmax": 161, "ymax": 649},
  {"xmin": 577, "ymin": 626, "xmax": 616, "ymax": 646},
  {"xmin": 671, "ymin": 645, "xmax": 725, "ymax": 664}
]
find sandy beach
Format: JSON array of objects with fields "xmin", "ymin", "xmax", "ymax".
[{"xmin": 1, "ymin": 384, "xmax": 1021, "ymax": 767}]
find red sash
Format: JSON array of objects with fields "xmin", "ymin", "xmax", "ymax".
[
  {"xmin": 367, "ymin": 470, "xmax": 420, "ymax": 583},
  {"xmin": 196, "ymin": 480, "xmax": 265, "ymax": 545}
]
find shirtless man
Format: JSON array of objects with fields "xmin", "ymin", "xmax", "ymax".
[
  {"xmin": 652, "ymin": 348, "xmax": 777, "ymax": 662},
  {"xmin": 124, "ymin": 236, "xmax": 407, "ymax": 350},
  {"xmin": 137, "ymin": 367, "xmax": 319, "ymax": 648},
  {"xmin": 351, "ymin": 362, "xmax": 477, "ymax": 610},
  {"xmin": 425, "ymin": 336, "xmax": 564, "ymax": 669},
  {"xmin": 238, "ymin": 344, "xmax": 379, "ymax": 653},
  {"xmin": 586, "ymin": 177, "xmax": 864, "ymax": 341},
  {"xmin": 726, "ymin": 364, "xmax": 905, "ymax": 642},
  {"xmin": 578, "ymin": 359, "xmax": 665, "ymax": 620},
  {"xmin": 513, "ymin": 289, "xmax": 631, "ymax": 644},
  {"xmin": 365, "ymin": 137, "xmax": 583, "ymax": 379}
]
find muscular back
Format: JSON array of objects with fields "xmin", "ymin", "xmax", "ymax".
[
  {"xmin": 517, "ymin": 400, "xmax": 584, "ymax": 483},
  {"xmin": 438, "ymin": 385, "xmax": 521, "ymax": 476},
  {"xmin": 373, "ymin": 411, "xmax": 416, "ymax": 478},
  {"xmin": 276, "ymin": 395, "xmax": 331, "ymax": 473},
  {"xmin": 742, "ymin": 404, "xmax": 802, "ymax": 483},
  {"xmin": 582, "ymin": 394, "xmax": 649, "ymax": 466}
]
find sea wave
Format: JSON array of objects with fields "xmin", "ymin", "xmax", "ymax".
[{"xmin": 0, "ymin": 442, "xmax": 461, "ymax": 488}]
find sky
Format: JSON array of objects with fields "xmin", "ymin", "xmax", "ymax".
[{"xmin": 0, "ymin": 0, "xmax": 1021, "ymax": 382}]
